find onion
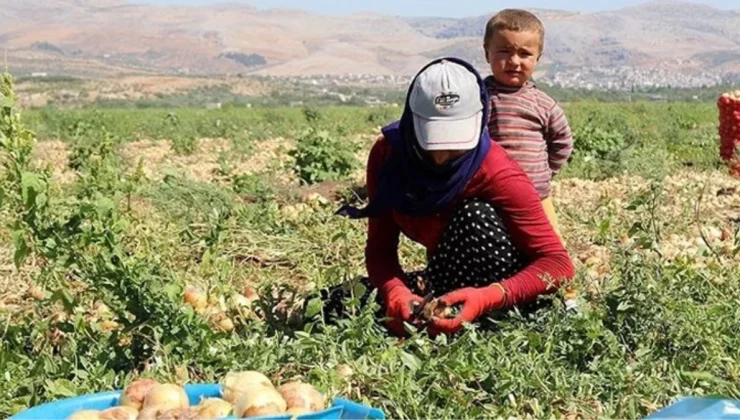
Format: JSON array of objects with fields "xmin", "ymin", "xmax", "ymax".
[
  {"xmin": 197, "ymin": 305, "xmax": 221, "ymax": 318},
  {"xmin": 287, "ymin": 407, "xmax": 312, "ymax": 417},
  {"xmin": 67, "ymin": 411, "xmax": 102, "ymax": 420},
  {"xmin": 183, "ymin": 286, "xmax": 207, "ymax": 310},
  {"xmin": 278, "ymin": 381, "xmax": 325, "ymax": 412},
  {"xmin": 100, "ymin": 407, "xmax": 139, "ymax": 420},
  {"xmin": 28, "ymin": 285, "xmax": 48, "ymax": 301},
  {"xmin": 305, "ymin": 193, "xmax": 329, "ymax": 205},
  {"xmin": 117, "ymin": 335, "xmax": 133, "ymax": 347},
  {"xmin": 413, "ymin": 299, "xmax": 453, "ymax": 322},
  {"xmin": 233, "ymin": 293, "xmax": 252, "ymax": 308},
  {"xmin": 721, "ymin": 227, "xmax": 733, "ymax": 242},
  {"xmin": 94, "ymin": 302, "xmax": 112, "ymax": 316},
  {"xmin": 705, "ymin": 226, "xmax": 722, "ymax": 241},
  {"xmin": 135, "ymin": 406, "xmax": 165, "ymax": 420},
  {"xmin": 221, "ymin": 371, "xmax": 274, "ymax": 403},
  {"xmin": 234, "ymin": 387, "xmax": 287, "ymax": 418},
  {"xmin": 433, "ymin": 304, "xmax": 454, "ymax": 319},
  {"xmin": 280, "ymin": 205, "xmax": 300, "ymax": 220},
  {"xmin": 583, "ymin": 256, "xmax": 602, "ymax": 267},
  {"xmin": 242, "ymin": 286, "xmax": 260, "ymax": 303},
  {"xmin": 215, "ymin": 315, "xmax": 235, "ymax": 332},
  {"xmin": 142, "ymin": 384, "xmax": 189, "ymax": 411},
  {"xmin": 154, "ymin": 408, "xmax": 199, "ymax": 420},
  {"xmin": 196, "ymin": 398, "xmax": 233, "ymax": 419},
  {"xmin": 120, "ymin": 379, "xmax": 159, "ymax": 410},
  {"xmin": 100, "ymin": 320, "xmax": 123, "ymax": 332},
  {"xmin": 335, "ymin": 364, "xmax": 353, "ymax": 379},
  {"xmin": 50, "ymin": 311, "xmax": 69, "ymax": 324}
]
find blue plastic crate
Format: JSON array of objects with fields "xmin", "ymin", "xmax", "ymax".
[
  {"xmin": 645, "ymin": 397, "xmax": 740, "ymax": 420},
  {"xmin": 10, "ymin": 384, "xmax": 385, "ymax": 420}
]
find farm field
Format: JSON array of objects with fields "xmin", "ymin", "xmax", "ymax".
[{"xmin": 2, "ymin": 73, "xmax": 740, "ymax": 419}]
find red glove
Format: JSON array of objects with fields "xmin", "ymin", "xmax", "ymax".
[
  {"xmin": 377, "ymin": 279, "xmax": 423, "ymax": 337},
  {"xmin": 428, "ymin": 284, "xmax": 507, "ymax": 336}
]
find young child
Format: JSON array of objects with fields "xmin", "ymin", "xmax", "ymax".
[{"xmin": 482, "ymin": 9, "xmax": 573, "ymax": 238}]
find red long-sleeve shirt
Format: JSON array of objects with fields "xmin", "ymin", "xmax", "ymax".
[{"xmin": 365, "ymin": 135, "xmax": 574, "ymax": 308}]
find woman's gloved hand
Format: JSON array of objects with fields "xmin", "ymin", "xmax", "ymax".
[
  {"xmin": 427, "ymin": 284, "xmax": 506, "ymax": 335},
  {"xmin": 378, "ymin": 279, "xmax": 424, "ymax": 337}
]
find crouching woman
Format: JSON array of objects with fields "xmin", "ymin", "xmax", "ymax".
[{"xmin": 336, "ymin": 57, "xmax": 574, "ymax": 336}]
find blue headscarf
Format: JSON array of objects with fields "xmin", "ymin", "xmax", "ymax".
[{"xmin": 337, "ymin": 57, "xmax": 492, "ymax": 219}]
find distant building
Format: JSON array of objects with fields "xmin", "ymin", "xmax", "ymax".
[{"xmin": 365, "ymin": 98, "xmax": 387, "ymax": 107}]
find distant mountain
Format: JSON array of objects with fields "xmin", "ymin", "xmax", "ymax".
[{"xmin": 1, "ymin": 0, "xmax": 739, "ymax": 85}]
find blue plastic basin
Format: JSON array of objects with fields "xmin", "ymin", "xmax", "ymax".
[
  {"xmin": 10, "ymin": 384, "xmax": 385, "ymax": 420},
  {"xmin": 645, "ymin": 397, "xmax": 740, "ymax": 420}
]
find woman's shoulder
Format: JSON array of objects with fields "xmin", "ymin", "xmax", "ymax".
[
  {"xmin": 479, "ymin": 140, "xmax": 521, "ymax": 175},
  {"xmin": 368, "ymin": 134, "xmax": 392, "ymax": 164},
  {"xmin": 365, "ymin": 134, "xmax": 393, "ymax": 184},
  {"xmin": 370, "ymin": 120, "xmax": 402, "ymax": 159},
  {"xmin": 469, "ymin": 141, "xmax": 544, "ymax": 211},
  {"xmin": 371, "ymin": 134, "xmax": 391, "ymax": 149}
]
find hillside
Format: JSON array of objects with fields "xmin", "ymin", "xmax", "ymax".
[{"xmin": 0, "ymin": 0, "xmax": 739, "ymax": 85}]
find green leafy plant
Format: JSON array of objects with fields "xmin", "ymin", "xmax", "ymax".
[
  {"xmin": 165, "ymin": 112, "xmax": 199, "ymax": 155},
  {"xmin": 572, "ymin": 115, "xmax": 627, "ymax": 160},
  {"xmin": 626, "ymin": 181, "xmax": 665, "ymax": 250},
  {"xmin": 1, "ymin": 73, "xmax": 216, "ymax": 401},
  {"xmin": 302, "ymin": 107, "xmax": 322, "ymax": 125},
  {"xmin": 289, "ymin": 127, "xmax": 359, "ymax": 185},
  {"xmin": 1, "ymin": 74, "xmax": 39, "ymax": 210},
  {"xmin": 4, "ymin": 74, "xmax": 740, "ymax": 420},
  {"xmin": 231, "ymin": 172, "xmax": 274, "ymax": 202}
]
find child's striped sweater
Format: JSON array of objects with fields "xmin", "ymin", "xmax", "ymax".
[{"xmin": 484, "ymin": 76, "xmax": 574, "ymax": 199}]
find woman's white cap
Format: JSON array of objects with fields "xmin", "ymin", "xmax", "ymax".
[{"xmin": 410, "ymin": 59, "xmax": 483, "ymax": 151}]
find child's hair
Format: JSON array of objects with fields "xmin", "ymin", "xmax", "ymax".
[{"xmin": 484, "ymin": 9, "xmax": 545, "ymax": 54}]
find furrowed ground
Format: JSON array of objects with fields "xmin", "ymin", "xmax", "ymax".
[{"xmin": 2, "ymin": 75, "xmax": 740, "ymax": 419}]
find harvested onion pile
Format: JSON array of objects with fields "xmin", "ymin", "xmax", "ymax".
[
  {"xmin": 66, "ymin": 372, "xmax": 326, "ymax": 419},
  {"xmin": 182, "ymin": 285, "xmax": 261, "ymax": 333},
  {"xmin": 223, "ymin": 371, "xmax": 325, "ymax": 418},
  {"xmin": 718, "ymin": 90, "xmax": 740, "ymax": 177}
]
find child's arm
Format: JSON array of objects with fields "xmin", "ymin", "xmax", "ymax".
[{"xmin": 545, "ymin": 103, "xmax": 574, "ymax": 176}]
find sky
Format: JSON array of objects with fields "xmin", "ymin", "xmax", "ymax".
[{"xmin": 128, "ymin": 0, "xmax": 739, "ymax": 18}]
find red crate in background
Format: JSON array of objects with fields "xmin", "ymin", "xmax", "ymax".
[{"xmin": 717, "ymin": 91, "xmax": 740, "ymax": 177}]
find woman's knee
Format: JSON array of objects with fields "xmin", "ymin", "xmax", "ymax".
[
  {"xmin": 430, "ymin": 198, "xmax": 526, "ymax": 288},
  {"xmin": 451, "ymin": 199, "xmax": 505, "ymax": 228}
]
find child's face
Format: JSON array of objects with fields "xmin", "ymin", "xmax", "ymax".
[{"xmin": 485, "ymin": 29, "xmax": 541, "ymax": 88}]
